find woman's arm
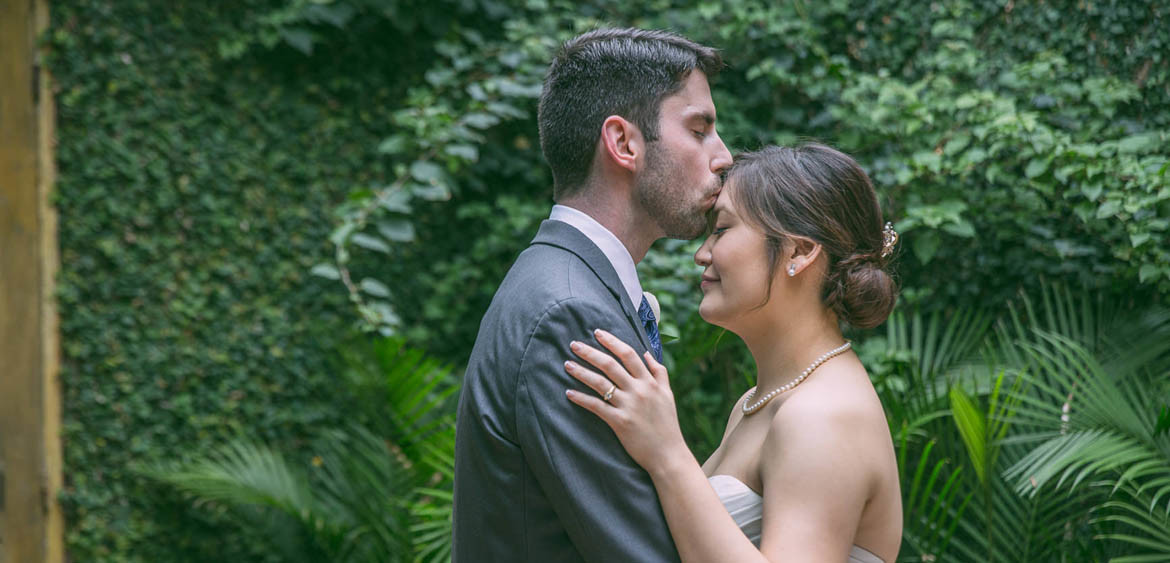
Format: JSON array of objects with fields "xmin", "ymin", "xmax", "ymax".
[
  {"xmin": 566, "ymin": 330, "xmax": 876, "ymax": 563},
  {"xmin": 756, "ymin": 397, "xmax": 872, "ymax": 561},
  {"xmin": 565, "ymin": 329, "xmax": 768, "ymax": 563}
]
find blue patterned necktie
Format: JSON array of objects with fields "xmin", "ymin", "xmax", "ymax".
[{"xmin": 638, "ymin": 295, "xmax": 663, "ymax": 362}]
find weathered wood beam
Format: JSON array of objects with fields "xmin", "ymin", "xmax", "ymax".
[{"xmin": 0, "ymin": 0, "xmax": 64, "ymax": 561}]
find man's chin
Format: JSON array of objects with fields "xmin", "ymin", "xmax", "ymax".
[
  {"xmin": 687, "ymin": 207, "xmax": 715, "ymax": 238},
  {"xmin": 667, "ymin": 219, "xmax": 709, "ymax": 240}
]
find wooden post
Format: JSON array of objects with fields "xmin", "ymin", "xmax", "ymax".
[{"xmin": 0, "ymin": 0, "xmax": 64, "ymax": 561}]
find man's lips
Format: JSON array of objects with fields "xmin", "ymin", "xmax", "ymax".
[
  {"xmin": 701, "ymin": 275, "xmax": 720, "ymax": 288},
  {"xmin": 703, "ymin": 185, "xmax": 722, "ymax": 207}
]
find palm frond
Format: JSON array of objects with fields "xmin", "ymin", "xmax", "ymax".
[
  {"xmin": 139, "ymin": 438, "xmax": 350, "ymax": 561},
  {"xmin": 885, "ymin": 307, "xmax": 994, "ymax": 379},
  {"xmin": 899, "ymin": 438, "xmax": 972, "ymax": 561},
  {"xmin": 1096, "ymin": 497, "xmax": 1170, "ymax": 562},
  {"xmin": 143, "ymin": 338, "xmax": 461, "ymax": 562},
  {"xmin": 141, "ymin": 438, "xmax": 315, "ymax": 517},
  {"xmin": 309, "ymin": 425, "xmax": 416, "ymax": 561},
  {"xmin": 410, "ymin": 423, "xmax": 456, "ymax": 561},
  {"xmin": 1000, "ymin": 332, "xmax": 1170, "ymax": 514},
  {"xmin": 342, "ymin": 337, "xmax": 458, "ymax": 448}
]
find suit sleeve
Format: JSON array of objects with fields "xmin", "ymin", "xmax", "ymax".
[{"xmin": 515, "ymin": 298, "xmax": 682, "ymax": 563}]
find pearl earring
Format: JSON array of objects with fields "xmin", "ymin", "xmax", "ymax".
[{"xmin": 787, "ymin": 264, "xmax": 796, "ymax": 277}]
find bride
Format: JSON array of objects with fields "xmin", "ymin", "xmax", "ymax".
[{"xmin": 563, "ymin": 143, "xmax": 903, "ymax": 563}]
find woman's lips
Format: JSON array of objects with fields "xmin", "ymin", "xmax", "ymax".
[{"xmin": 700, "ymin": 277, "xmax": 720, "ymax": 289}]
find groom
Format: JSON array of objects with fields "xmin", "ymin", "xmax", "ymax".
[{"xmin": 453, "ymin": 28, "xmax": 732, "ymax": 562}]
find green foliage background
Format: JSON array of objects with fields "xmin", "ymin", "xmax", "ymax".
[
  {"xmin": 48, "ymin": 0, "xmax": 1167, "ymax": 561},
  {"xmin": 49, "ymin": 0, "xmax": 444, "ymax": 559}
]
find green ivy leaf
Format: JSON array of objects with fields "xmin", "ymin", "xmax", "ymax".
[
  {"xmin": 367, "ymin": 301, "xmax": 400, "ymax": 327},
  {"xmin": 359, "ymin": 278, "xmax": 391, "ymax": 298},
  {"xmin": 1139, "ymin": 264, "xmax": 1161, "ymax": 283},
  {"xmin": 944, "ymin": 133, "xmax": 971, "ymax": 155},
  {"xmin": 913, "ymin": 150, "xmax": 942, "ymax": 174},
  {"xmin": 1116, "ymin": 132, "xmax": 1162, "ymax": 154},
  {"xmin": 445, "ymin": 144, "xmax": 479, "ymax": 161},
  {"xmin": 352, "ymin": 234, "xmax": 391, "ymax": 254},
  {"xmin": 310, "ymin": 263, "xmax": 340, "ymax": 280},
  {"xmin": 1097, "ymin": 200, "xmax": 1121, "ymax": 219},
  {"xmin": 329, "ymin": 222, "xmax": 357, "ymax": 246},
  {"xmin": 1025, "ymin": 158, "xmax": 1050, "ymax": 178},
  {"xmin": 412, "ymin": 183, "xmax": 451, "ymax": 201},
  {"xmin": 377, "ymin": 135, "xmax": 409, "ymax": 154},
  {"xmin": 377, "ymin": 219, "xmax": 415, "ymax": 242},
  {"xmin": 378, "ymin": 189, "xmax": 412, "ymax": 213},
  {"xmin": 954, "ymin": 93, "xmax": 980, "ymax": 109},
  {"xmin": 1054, "ymin": 164, "xmax": 1081, "ymax": 184},
  {"xmin": 942, "ymin": 221, "xmax": 976, "ymax": 238},
  {"xmin": 1068, "ymin": 143, "xmax": 1099, "ymax": 158},
  {"xmin": 410, "ymin": 160, "xmax": 445, "ymax": 184},
  {"xmin": 496, "ymin": 79, "xmax": 542, "ymax": 98},
  {"xmin": 486, "ymin": 101, "xmax": 527, "ymax": 119},
  {"xmin": 279, "ymin": 28, "xmax": 315, "ymax": 55},
  {"xmin": 462, "ymin": 112, "xmax": 501, "ymax": 129},
  {"xmin": 913, "ymin": 230, "xmax": 941, "ymax": 264}
]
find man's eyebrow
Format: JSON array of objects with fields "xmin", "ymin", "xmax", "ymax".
[{"xmin": 687, "ymin": 110, "xmax": 716, "ymax": 125}]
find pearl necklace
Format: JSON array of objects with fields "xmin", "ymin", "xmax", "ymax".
[{"xmin": 741, "ymin": 341, "xmax": 853, "ymax": 414}]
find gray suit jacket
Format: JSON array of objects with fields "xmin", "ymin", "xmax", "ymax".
[{"xmin": 452, "ymin": 219, "xmax": 681, "ymax": 562}]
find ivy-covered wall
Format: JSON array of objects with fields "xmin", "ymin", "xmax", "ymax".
[{"xmin": 47, "ymin": 1, "xmax": 443, "ymax": 559}]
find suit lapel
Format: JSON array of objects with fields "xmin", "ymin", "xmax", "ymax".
[{"xmin": 531, "ymin": 220, "xmax": 654, "ymax": 352}]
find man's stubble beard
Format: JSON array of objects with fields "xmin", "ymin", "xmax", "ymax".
[{"xmin": 635, "ymin": 142, "xmax": 716, "ymax": 240}]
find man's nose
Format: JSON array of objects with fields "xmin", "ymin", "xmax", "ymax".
[{"xmin": 710, "ymin": 133, "xmax": 733, "ymax": 175}]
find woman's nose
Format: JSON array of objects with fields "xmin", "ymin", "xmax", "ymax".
[{"xmin": 694, "ymin": 238, "xmax": 712, "ymax": 267}]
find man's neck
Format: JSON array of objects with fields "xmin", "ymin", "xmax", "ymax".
[{"xmin": 557, "ymin": 197, "xmax": 659, "ymax": 263}]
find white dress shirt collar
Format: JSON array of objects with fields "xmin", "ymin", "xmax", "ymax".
[{"xmin": 549, "ymin": 204, "xmax": 644, "ymax": 311}]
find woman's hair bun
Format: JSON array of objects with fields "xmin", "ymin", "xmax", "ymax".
[{"xmin": 825, "ymin": 253, "xmax": 897, "ymax": 330}]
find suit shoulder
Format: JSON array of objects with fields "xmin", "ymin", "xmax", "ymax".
[{"xmin": 503, "ymin": 243, "xmax": 605, "ymax": 303}]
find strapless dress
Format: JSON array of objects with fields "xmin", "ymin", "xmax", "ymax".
[{"xmin": 709, "ymin": 474, "xmax": 885, "ymax": 563}]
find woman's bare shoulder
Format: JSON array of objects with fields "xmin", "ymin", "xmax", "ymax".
[{"xmin": 767, "ymin": 363, "xmax": 888, "ymax": 448}]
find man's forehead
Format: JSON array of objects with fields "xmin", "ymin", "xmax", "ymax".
[{"xmin": 661, "ymin": 72, "xmax": 717, "ymax": 118}]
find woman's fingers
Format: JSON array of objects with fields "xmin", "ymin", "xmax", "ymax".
[
  {"xmin": 591, "ymin": 329, "xmax": 651, "ymax": 379},
  {"xmin": 643, "ymin": 351, "xmax": 669, "ymax": 385},
  {"xmin": 565, "ymin": 389, "xmax": 619, "ymax": 425},
  {"xmin": 564, "ymin": 359, "xmax": 618, "ymax": 400},
  {"xmin": 570, "ymin": 339, "xmax": 637, "ymax": 388}
]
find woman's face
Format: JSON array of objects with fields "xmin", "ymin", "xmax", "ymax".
[{"xmin": 694, "ymin": 182, "xmax": 777, "ymax": 328}]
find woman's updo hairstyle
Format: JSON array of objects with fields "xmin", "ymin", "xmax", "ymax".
[{"xmin": 726, "ymin": 143, "xmax": 898, "ymax": 329}]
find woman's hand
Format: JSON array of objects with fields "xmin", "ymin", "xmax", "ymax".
[{"xmin": 565, "ymin": 329, "xmax": 690, "ymax": 472}]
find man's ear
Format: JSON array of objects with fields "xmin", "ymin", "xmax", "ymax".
[
  {"xmin": 786, "ymin": 236, "xmax": 824, "ymax": 276},
  {"xmin": 599, "ymin": 115, "xmax": 642, "ymax": 173}
]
